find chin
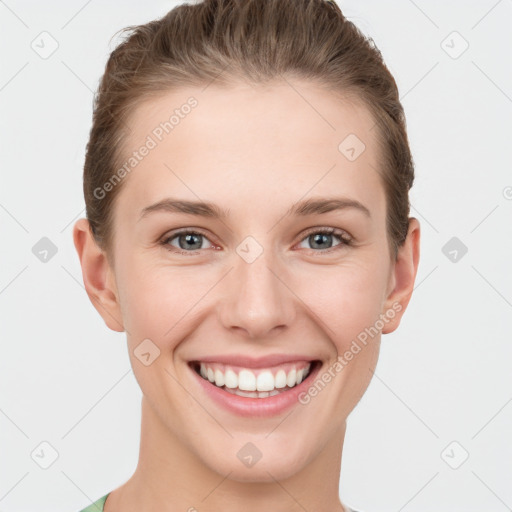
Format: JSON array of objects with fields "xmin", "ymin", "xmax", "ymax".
[{"xmin": 198, "ymin": 438, "xmax": 315, "ymax": 483}]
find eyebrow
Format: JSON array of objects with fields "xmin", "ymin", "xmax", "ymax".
[{"xmin": 138, "ymin": 196, "xmax": 371, "ymax": 221}]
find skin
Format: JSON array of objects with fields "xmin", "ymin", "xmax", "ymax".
[{"xmin": 73, "ymin": 79, "xmax": 420, "ymax": 512}]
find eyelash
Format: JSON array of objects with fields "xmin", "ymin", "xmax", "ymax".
[{"xmin": 159, "ymin": 227, "xmax": 353, "ymax": 255}]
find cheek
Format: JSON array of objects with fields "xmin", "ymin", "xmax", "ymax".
[
  {"xmin": 299, "ymin": 260, "xmax": 388, "ymax": 345},
  {"xmin": 116, "ymin": 262, "xmax": 196, "ymax": 413},
  {"xmin": 116, "ymin": 257, "xmax": 194, "ymax": 348},
  {"xmin": 117, "ymin": 244, "xmax": 390, "ymax": 355}
]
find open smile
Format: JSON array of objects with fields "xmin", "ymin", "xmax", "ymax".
[{"xmin": 188, "ymin": 359, "xmax": 323, "ymax": 417}]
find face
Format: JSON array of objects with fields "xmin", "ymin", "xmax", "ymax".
[{"xmin": 76, "ymin": 79, "xmax": 419, "ymax": 483}]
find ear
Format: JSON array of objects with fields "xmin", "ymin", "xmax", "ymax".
[
  {"xmin": 381, "ymin": 217, "xmax": 420, "ymax": 334},
  {"xmin": 72, "ymin": 218, "xmax": 125, "ymax": 332}
]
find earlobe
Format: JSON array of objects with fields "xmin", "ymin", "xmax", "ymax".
[
  {"xmin": 72, "ymin": 218, "xmax": 125, "ymax": 332},
  {"xmin": 381, "ymin": 217, "xmax": 421, "ymax": 334}
]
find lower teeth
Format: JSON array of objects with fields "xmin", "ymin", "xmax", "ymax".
[{"xmin": 222, "ymin": 386, "xmax": 290, "ymax": 398}]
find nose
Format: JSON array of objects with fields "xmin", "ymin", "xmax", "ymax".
[{"xmin": 217, "ymin": 246, "xmax": 296, "ymax": 340}]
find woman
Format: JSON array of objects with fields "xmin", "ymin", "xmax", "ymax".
[{"xmin": 73, "ymin": 0, "xmax": 420, "ymax": 510}]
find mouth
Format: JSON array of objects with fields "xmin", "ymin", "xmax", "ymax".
[{"xmin": 188, "ymin": 359, "xmax": 322, "ymax": 400}]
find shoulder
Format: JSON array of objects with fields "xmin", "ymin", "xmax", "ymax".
[
  {"xmin": 76, "ymin": 493, "xmax": 110, "ymax": 512},
  {"xmin": 76, "ymin": 495, "xmax": 362, "ymax": 512}
]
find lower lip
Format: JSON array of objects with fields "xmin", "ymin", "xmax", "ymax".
[{"xmin": 189, "ymin": 361, "xmax": 322, "ymax": 418}]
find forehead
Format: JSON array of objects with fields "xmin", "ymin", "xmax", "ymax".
[{"xmin": 115, "ymin": 80, "xmax": 384, "ymax": 220}]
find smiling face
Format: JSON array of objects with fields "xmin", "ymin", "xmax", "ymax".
[{"xmin": 75, "ymin": 79, "xmax": 419, "ymax": 487}]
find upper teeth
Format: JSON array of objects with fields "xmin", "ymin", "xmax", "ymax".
[{"xmin": 198, "ymin": 362, "xmax": 312, "ymax": 392}]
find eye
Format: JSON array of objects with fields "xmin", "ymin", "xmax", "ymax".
[
  {"xmin": 160, "ymin": 227, "xmax": 353, "ymax": 255},
  {"xmin": 296, "ymin": 227, "xmax": 353, "ymax": 252},
  {"xmin": 160, "ymin": 229, "xmax": 214, "ymax": 253}
]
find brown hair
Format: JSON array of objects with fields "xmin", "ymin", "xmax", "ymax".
[{"xmin": 83, "ymin": 0, "xmax": 414, "ymax": 262}]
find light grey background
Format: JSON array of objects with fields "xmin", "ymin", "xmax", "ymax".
[{"xmin": 1, "ymin": 1, "xmax": 511, "ymax": 511}]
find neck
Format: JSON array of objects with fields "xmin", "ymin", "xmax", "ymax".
[{"xmin": 107, "ymin": 396, "xmax": 348, "ymax": 512}]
